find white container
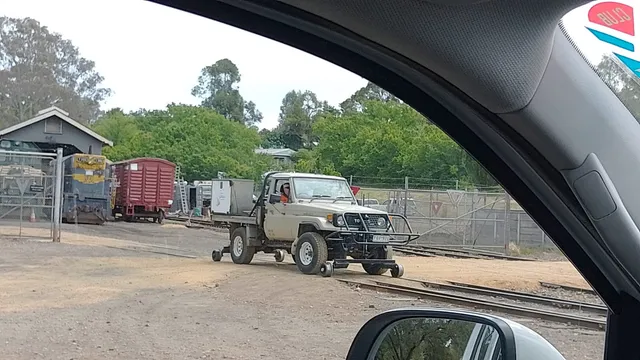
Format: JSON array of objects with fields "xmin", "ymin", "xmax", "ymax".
[{"xmin": 212, "ymin": 179, "xmax": 255, "ymax": 215}]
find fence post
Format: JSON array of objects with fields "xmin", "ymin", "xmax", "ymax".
[
  {"xmin": 503, "ymin": 191, "xmax": 511, "ymax": 254},
  {"xmin": 470, "ymin": 192, "xmax": 475, "ymax": 247},
  {"xmin": 52, "ymin": 147, "xmax": 63, "ymax": 242},
  {"xmin": 428, "ymin": 191, "xmax": 433, "ymax": 241},
  {"xmin": 349, "ymin": 175, "xmax": 353, "ymax": 185},
  {"xmin": 493, "ymin": 213, "xmax": 498, "ymax": 244},
  {"xmin": 403, "ymin": 177, "xmax": 409, "ymax": 217},
  {"xmin": 516, "ymin": 213, "xmax": 521, "ymax": 244}
]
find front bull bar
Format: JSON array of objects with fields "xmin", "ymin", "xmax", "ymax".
[{"xmin": 324, "ymin": 212, "xmax": 420, "ymax": 246}]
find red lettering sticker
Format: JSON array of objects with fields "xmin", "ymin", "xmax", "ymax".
[{"xmin": 588, "ymin": 1, "xmax": 635, "ymax": 36}]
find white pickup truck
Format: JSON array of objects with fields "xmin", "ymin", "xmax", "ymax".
[{"xmin": 210, "ymin": 171, "xmax": 420, "ymax": 277}]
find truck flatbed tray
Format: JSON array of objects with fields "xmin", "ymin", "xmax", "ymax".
[{"xmin": 211, "ymin": 214, "xmax": 257, "ymax": 224}]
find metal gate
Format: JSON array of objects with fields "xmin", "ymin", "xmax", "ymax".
[{"xmin": 0, "ymin": 148, "xmax": 64, "ymax": 241}]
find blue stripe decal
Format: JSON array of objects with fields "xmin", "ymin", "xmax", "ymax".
[
  {"xmin": 614, "ymin": 53, "xmax": 640, "ymax": 78},
  {"xmin": 586, "ymin": 27, "xmax": 635, "ymax": 52}
]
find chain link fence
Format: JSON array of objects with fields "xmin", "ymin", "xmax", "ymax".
[
  {"xmin": 0, "ymin": 149, "xmax": 64, "ymax": 241},
  {"xmin": 350, "ymin": 176, "xmax": 553, "ymax": 254}
]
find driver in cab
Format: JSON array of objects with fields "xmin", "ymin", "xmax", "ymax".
[{"xmin": 279, "ymin": 183, "xmax": 290, "ymax": 203}]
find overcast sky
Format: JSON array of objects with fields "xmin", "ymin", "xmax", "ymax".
[{"xmin": 0, "ymin": 0, "xmax": 634, "ymax": 129}]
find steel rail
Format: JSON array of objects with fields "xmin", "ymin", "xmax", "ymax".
[
  {"xmin": 444, "ymin": 281, "xmax": 606, "ymax": 313},
  {"xmin": 337, "ymin": 279, "xmax": 606, "ymax": 330},
  {"xmin": 401, "ymin": 244, "xmax": 535, "ymax": 261},
  {"xmin": 392, "ymin": 278, "xmax": 607, "ymax": 315},
  {"xmin": 540, "ymin": 281, "xmax": 597, "ymax": 295}
]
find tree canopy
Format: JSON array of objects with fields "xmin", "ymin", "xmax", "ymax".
[
  {"xmin": 597, "ymin": 54, "xmax": 640, "ymax": 119},
  {"xmin": 191, "ymin": 58, "xmax": 263, "ymax": 126},
  {"xmin": 92, "ymin": 104, "xmax": 270, "ymax": 181},
  {"xmin": 0, "ymin": 16, "xmax": 111, "ymax": 126}
]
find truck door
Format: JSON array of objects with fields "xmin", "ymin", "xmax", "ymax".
[{"xmin": 263, "ymin": 177, "xmax": 296, "ymax": 241}]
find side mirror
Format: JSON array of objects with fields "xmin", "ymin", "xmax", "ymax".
[
  {"xmin": 346, "ymin": 308, "xmax": 566, "ymax": 360},
  {"xmin": 268, "ymin": 193, "xmax": 281, "ymax": 204}
]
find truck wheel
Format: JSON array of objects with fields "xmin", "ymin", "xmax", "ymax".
[
  {"xmin": 157, "ymin": 211, "xmax": 164, "ymax": 224},
  {"xmin": 230, "ymin": 227, "xmax": 255, "ymax": 264},
  {"xmin": 362, "ymin": 246, "xmax": 393, "ymax": 275},
  {"xmin": 296, "ymin": 232, "xmax": 328, "ymax": 275}
]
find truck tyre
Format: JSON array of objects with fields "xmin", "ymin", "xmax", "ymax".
[
  {"xmin": 362, "ymin": 246, "xmax": 393, "ymax": 275},
  {"xmin": 230, "ymin": 227, "xmax": 255, "ymax": 264},
  {"xmin": 296, "ymin": 232, "xmax": 328, "ymax": 275}
]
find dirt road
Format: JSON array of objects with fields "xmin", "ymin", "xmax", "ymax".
[{"xmin": 0, "ymin": 222, "xmax": 604, "ymax": 359}]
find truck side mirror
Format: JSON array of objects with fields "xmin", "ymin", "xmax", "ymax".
[{"xmin": 268, "ymin": 194, "xmax": 281, "ymax": 204}]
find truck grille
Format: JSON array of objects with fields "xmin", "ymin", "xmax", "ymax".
[{"xmin": 344, "ymin": 213, "xmax": 388, "ymax": 230}]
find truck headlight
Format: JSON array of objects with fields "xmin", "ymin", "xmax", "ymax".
[
  {"xmin": 332, "ymin": 214, "xmax": 345, "ymax": 227},
  {"xmin": 377, "ymin": 217, "xmax": 386, "ymax": 227}
]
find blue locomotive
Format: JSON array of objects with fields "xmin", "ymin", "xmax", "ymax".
[{"xmin": 59, "ymin": 153, "xmax": 111, "ymax": 224}]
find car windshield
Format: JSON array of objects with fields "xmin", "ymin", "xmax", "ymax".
[
  {"xmin": 561, "ymin": 0, "xmax": 639, "ymax": 119},
  {"xmin": 292, "ymin": 177, "xmax": 354, "ymax": 200}
]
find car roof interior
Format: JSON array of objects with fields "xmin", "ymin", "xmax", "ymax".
[{"xmin": 151, "ymin": 0, "xmax": 640, "ymax": 353}]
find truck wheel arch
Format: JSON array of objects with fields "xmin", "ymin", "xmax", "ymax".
[{"xmin": 292, "ymin": 222, "xmax": 321, "ymax": 255}]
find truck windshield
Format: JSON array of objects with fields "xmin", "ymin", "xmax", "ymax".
[{"xmin": 292, "ymin": 177, "xmax": 354, "ymax": 201}]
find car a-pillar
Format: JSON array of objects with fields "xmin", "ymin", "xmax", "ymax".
[{"xmin": 295, "ymin": 231, "xmax": 330, "ymax": 276}]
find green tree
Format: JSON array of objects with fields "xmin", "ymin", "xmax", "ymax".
[
  {"xmin": 94, "ymin": 105, "xmax": 271, "ymax": 181},
  {"xmin": 597, "ymin": 54, "xmax": 640, "ymax": 119},
  {"xmin": 312, "ymin": 100, "xmax": 496, "ymax": 187},
  {"xmin": 275, "ymin": 90, "xmax": 333, "ymax": 150},
  {"xmin": 292, "ymin": 148, "xmax": 340, "ymax": 176},
  {"xmin": 0, "ymin": 16, "xmax": 111, "ymax": 126},
  {"xmin": 259, "ymin": 128, "xmax": 286, "ymax": 149},
  {"xmin": 340, "ymin": 81, "xmax": 400, "ymax": 113},
  {"xmin": 92, "ymin": 108, "xmax": 140, "ymax": 145},
  {"xmin": 375, "ymin": 318, "xmax": 476, "ymax": 360},
  {"xmin": 191, "ymin": 58, "xmax": 263, "ymax": 126}
]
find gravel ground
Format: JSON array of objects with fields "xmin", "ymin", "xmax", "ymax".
[{"xmin": 0, "ymin": 221, "xmax": 605, "ymax": 359}]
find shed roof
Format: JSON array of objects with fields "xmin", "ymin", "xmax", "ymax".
[
  {"xmin": 0, "ymin": 106, "xmax": 114, "ymax": 146},
  {"xmin": 255, "ymin": 148, "xmax": 297, "ymax": 157}
]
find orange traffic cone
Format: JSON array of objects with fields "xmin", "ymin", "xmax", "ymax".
[{"xmin": 29, "ymin": 208, "xmax": 36, "ymax": 223}]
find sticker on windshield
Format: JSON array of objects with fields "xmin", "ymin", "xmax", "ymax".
[{"xmin": 585, "ymin": 1, "xmax": 639, "ymax": 79}]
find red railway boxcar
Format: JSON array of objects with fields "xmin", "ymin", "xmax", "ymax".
[{"xmin": 111, "ymin": 157, "xmax": 176, "ymax": 224}]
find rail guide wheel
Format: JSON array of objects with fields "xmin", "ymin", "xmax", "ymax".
[
  {"xmin": 274, "ymin": 249, "xmax": 286, "ymax": 263},
  {"xmin": 390, "ymin": 264, "xmax": 404, "ymax": 278},
  {"xmin": 212, "ymin": 250, "xmax": 223, "ymax": 262},
  {"xmin": 320, "ymin": 262, "xmax": 334, "ymax": 277}
]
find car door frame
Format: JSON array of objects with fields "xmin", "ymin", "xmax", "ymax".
[
  {"xmin": 151, "ymin": 0, "xmax": 638, "ymax": 356},
  {"xmin": 263, "ymin": 175, "xmax": 297, "ymax": 241}
]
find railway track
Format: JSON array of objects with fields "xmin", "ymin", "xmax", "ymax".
[
  {"xmin": 413, "ymin": 278, "xmax": 606, "ymax": 315},
  {"xmin": 394, "ymin": 244, "xmax": 534, "ymax": 261},
  {"xmin": 337, "ymin": 278, "xmax": 607, "ymax": 330},
  {"xmin": 540, "ymin": 281, "xmax": 597, "ymax": 295}
]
